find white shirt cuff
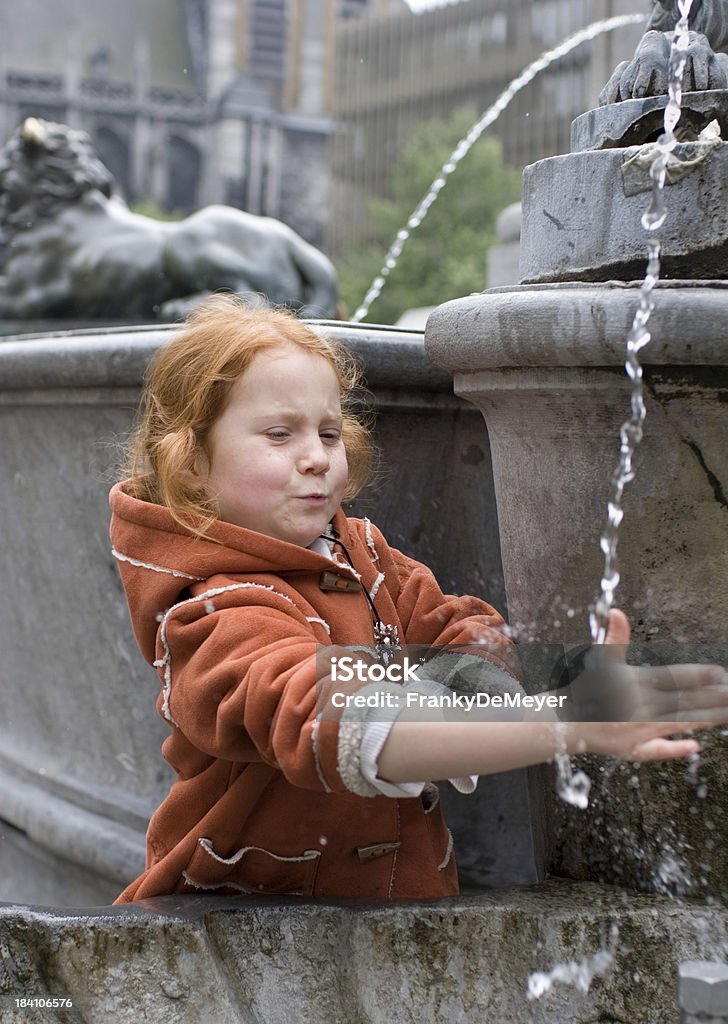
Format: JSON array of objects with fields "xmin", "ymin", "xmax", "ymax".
[{"xmin": 359, "ymin": 678, "xmax": 479, "ymax": 798}]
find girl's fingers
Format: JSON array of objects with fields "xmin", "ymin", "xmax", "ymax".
[
  {"xmin": 649, "ymin": 663, "xmax": 728, "ymax": 691},
  {"xmin": 631, "ymin": 667, "xmax": 728, "ymax": 720},
  {"xmin": 650, "ymin": 706, "xmax": 728, "ymax": 724},
  {"xmin": 604, "ymin": 609, "xmax": 631, "ymax": 648},
  {"xmin": 631, "ymin": 736, "xmax": 701, "ymax": 762},
  {"xmin": 576, "ymin": 662, "xmax": 728, "ymax": 720},
  {"xmin": 638, "ymin": 683, "xmax": 728, "ymax": 716},
  {"xmin": 577, "ymin": 720, "xmax": 706, "ymax": 759}
]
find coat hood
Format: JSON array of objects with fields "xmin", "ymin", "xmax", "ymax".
[{"xmin": 109, "ymin": 481, "xmax": 350, "ymax": 664}]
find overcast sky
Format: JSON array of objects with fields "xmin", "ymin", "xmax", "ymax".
[{"xmin": 405, "ymin": 0, "xmax": 461, "ymax": 13}]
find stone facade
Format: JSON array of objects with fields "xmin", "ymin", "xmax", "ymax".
[{"xmin": 0, "ymin": 0, "xmax": 387, "ymax": 248}]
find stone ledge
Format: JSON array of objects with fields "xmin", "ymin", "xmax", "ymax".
[
  {"xmin": 1, "ymin": 881, "xmax": 727, "ymax": 1024},
  {"xmin": 0, "ymin": 322, "xmax": 454, "ymax": 393},
  {"xmin": 571, "ymin": 91, "xmax": 728, "ymax": 153},
  {"xmin": 425, "ymin": 282, "xmax": 728, "ymax": 371}
]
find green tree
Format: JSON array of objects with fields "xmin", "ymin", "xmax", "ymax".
[
  {"xmin": 129, "ymin": 200, "xmax": 184, "ymax": 222},
  {"xmin": 338, "ymin": 107, "xmax": 522, "ymax": 325}
]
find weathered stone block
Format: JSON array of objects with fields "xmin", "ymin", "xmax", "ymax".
[
  {"xmin": 426, "ymin": 282, "xmax": 728, "ymax": 897},
  {"xmin": 520, "ymin": 144, "xmax": 728, "ymax": 283},
  {"xmin": 571, "ymin": 90, "xmax": 728, "ymax": 153},
  {"xmin": 1, "ymin": 883, "xmax": 727, "ymax": 1024}
]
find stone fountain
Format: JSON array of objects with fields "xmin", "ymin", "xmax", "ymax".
[
  {"xmin": 427, "ymin": 4, "xmax": 728, "ymax": 904},
  {"xmin": 3, "ymin": 9, "xmax": 728, "ymax": 1021}
]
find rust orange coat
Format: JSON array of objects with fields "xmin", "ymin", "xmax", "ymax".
[{"xmin": 109, "ymin": 482, "xmax": 513, "ymax": 901}]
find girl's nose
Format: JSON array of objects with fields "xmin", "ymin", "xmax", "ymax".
[{"xmin": 298, "ymin": 436, "xmax": 331, "ymax": 473}]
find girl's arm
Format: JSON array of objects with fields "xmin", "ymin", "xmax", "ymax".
[
  {"xmin": 376, "ymin": 715, "xmax": 703, "ymax": 783},
  {"xmin": 377, "ymin": 610, "xmax": 728, "ymax": 782}
]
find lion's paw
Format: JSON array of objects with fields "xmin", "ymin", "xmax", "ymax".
[{"xmin": 599, "ymin": 29, "xmax": 728, "ymax": 105}]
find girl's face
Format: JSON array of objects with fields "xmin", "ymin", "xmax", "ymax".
[{"xmin": 196, "ymin": 343, "xmax": 349, "ymax": 547}]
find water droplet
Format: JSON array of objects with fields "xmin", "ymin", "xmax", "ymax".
[{"xmin": 555, "ymin": 756, "xmax": 591, "ymax": 809}]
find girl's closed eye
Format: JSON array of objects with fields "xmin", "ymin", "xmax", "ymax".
[
  {"xmin": 320, "ymin": 429, "xmax": 342, "ymax": 444},
  {"xmin": 264, "ymin": 428, "xmax": 341, "ymax": 442}
]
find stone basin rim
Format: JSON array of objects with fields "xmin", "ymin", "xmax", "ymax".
[
  {"xmin": 0, "ymin": 878, "xmax": 721, "ymax": 921},
  {"xmin": 0, "ymin": 321, "xmax": 454, "ymax": 392},
  {"xmin": 1, "ymin": 881, "xmax": 725, "ymax": 1024},
  {"xmin": 425, "ymin": 281, "xmax": 728, "ymax": 370}
]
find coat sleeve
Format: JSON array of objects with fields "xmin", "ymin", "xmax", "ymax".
[
  {"xmin": 156, "ymin": 584, "xmax": 367, "ymax": 794},
  {"xmin": 366, "ymin": 522, "xmax": 520, "ymax": 681}
]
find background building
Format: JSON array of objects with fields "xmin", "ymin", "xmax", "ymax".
[
  {"xmin": 0, "ymin": 0, "xmax": 402, "ymax": 248},
  {"xmin": 328, "ymin": 0, "xmax": 645, "ymax": 254},
  {"xmin": 0, "ymin": 0, "xmax": 646, "ymax": 256}
]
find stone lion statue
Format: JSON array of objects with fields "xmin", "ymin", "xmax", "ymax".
[
  {"xmin": 600, "ymin": 0, "xmax": 728, "ymax": 104},
  {"xmin": 0, "ymin": 118, "xmax": 338, "ymax": 321}
]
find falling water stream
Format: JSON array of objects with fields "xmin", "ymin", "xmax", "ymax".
[
  {"xmin": 553, "ymin": 1, "xmax": 696, "ymax": 818},
  {"xmin": 590, "ymin": 0, "xmax": 695, "ymax": 643},
  {"xmin": 351, "ymin": 12, "xmax": 648, "ymax": 324}
]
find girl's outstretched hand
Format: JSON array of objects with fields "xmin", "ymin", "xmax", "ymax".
[{"xmin": 568, "ymin": 609, "xmax": 728, "ymax": 763}]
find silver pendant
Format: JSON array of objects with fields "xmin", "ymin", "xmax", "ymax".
[{"xmin": 374, "ymin": 622, "xmax": 400, "ymax": 664}]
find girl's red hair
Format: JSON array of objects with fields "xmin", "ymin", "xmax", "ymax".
[{"xmin": 123, "ymin": 294, "xmax": 374, "ymax": 538}]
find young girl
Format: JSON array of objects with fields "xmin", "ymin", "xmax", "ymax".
[{"xmin": 110, "ymin": 294, "xmax": 728, "ymax": 902}]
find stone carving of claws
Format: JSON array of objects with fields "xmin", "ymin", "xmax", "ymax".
[{"xmin": 600, "ymin": 25, "xmax": 728, "ymax": 106}]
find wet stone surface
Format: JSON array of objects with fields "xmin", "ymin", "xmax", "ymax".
[
  {"xmin": 1, "ymin": 883, "xmax": 727, "ymax": 1024},
  {"xmin": 571, "ymin": 90, "xmax": 728, "ymax": 152},
  {"xmin": 519, "ymin": 143, "xmax": 728, "ymax": 284}
]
